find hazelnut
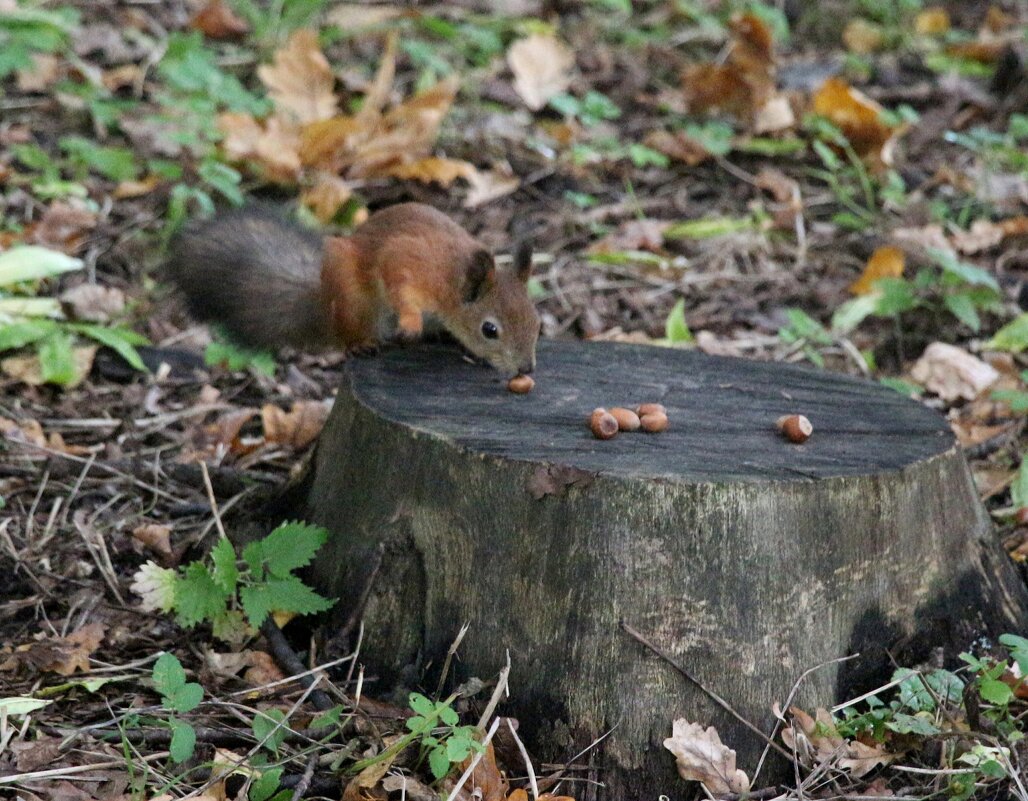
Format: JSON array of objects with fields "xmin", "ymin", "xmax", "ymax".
[
  {"xmin": 640, "ymin": 412, "xmax": 668, "ymax": 433},
  {"xmin": 590, "ymin": 408, "xmax": 618, "ymax": 440},
  {"xmin": 508, "ymin": 374, "xmax": 535, "ymax": 394},
  {"xmin": 610, "ymin": 407, "xmax": 641, "ymax": 432},
  {"xmin": 776, "ymin": 414, "xmax": 812, "ymax": 444},
  {"xmin": 637, "ymin": 403, "xmax": 666, "ymax": 417}
]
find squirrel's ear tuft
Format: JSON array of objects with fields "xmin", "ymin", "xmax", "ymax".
[
  {"xmin": 512, "ymin": 240, "xmax": 533, "ymax": 283},
  {"xmin": 463, "ymin": 249, "xmax": 495, "ymax": 304}
]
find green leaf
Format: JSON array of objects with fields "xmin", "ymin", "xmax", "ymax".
[
  {"xmin": 1000, "ymin": 634, "xmax": 1028, "ymax": 673},
  {"xmin": 437, "ymin": 704, "xmax": 459, "ymax": 727},
  {"xmin": 60, "ymin": 136, "xmax": 139, "ymax": 182},
  {"xmin": 250, "ymin": 767, "xmax": 283, "ymax": 801},
  {"xmin": 252, "ymin": 709, "xmax": 287, "ymax": 755},
  {"xmin": 0, "ymin": 246, "xmax": 82, "ymax": 286},
  {"xmin": 39, "ymin": 330, "xmax": 78, "ymax": 385},
  {"xmin": 310, "ymin": 705, "xmax": 344, "ymax": 730},
  {"xmin": 678, "ymin": 120, "xmax": 733, "ymax": 157},
  {"xmin": 987, "ymin": 313, "xmax": 1028, "ymax": 353},
  {"xmin": 664, "ymin": 298, "xmax": 693, "ymax": 344},
  {"xmin": 205, "ymin": 339, "xmax": 276, "ymax": 376},
  {"xmin": 0, "ymin": 320, "xmax": 58, "ymax": 351},
  {"xmin": 153, "ymin": 653, "xmax": 187, "ymax": 696},
  {"xmin": 930, "ymin": 248, "xmax": 1000, "ymax": 291},
  {"xmin": 409, "ymin": 693, "xmax": 435, "ymax": 717},
  {"xmin": 0, "ymin": 696, "xmax": 53, "ymax": 715},
  {"xmin": 166, "ymin": 682, "xmax": 203, "ymax": 714},
  {"xmin": 169, "ymin": 717, "xmax": 197, "ymax": 764},
  {"xmin": 210, "ymin": 537, "xmax": 240, "ymax": 595},
  {"xmin": 428, "ymin": 744, "xmax": 452, "ymax": 779},
  {"xmin": 884, "ymin": 712, "xmax": 941, "ymax": 735},
  {"xmin": 873, "ymin": 278, "xmax": 917, "ymax": 315},
  {"xmin": 174, "ymin": 562, "xmax": 229, "ymax": 628},
  {"xmin": 664, "ymin": 216, "xmax": 753, "ymax": 239},
  {"xmin": 943, "ymin": 293, "xmax": 981, "ymax": 332},
  {"xmin": 446, "ymin": 734, "xmax": 473, "ymax": 762},
  {"xmin": 1011, "ymin": 459, "xmax": 1028, "ymax": 511},
  {"xmin": 831, "ymin": 295, "xmax": 878, "ymax": 335},
  {"xmin": 239, "ymin": 576, "xmax": 333, "ymax": 627},
  {"xmin": 250, "ymin": 522, "xmax": 329, "ymax": 579},
  {"xmin": 979, "ymin": 678, "xmax": 1014, "ymax": 705},
  {"xmin": 72, "ymin": 325, "xmax": 149, "ymax": 372}
]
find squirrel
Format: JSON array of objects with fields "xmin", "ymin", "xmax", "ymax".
[{"xmin": 166, "ymin": 203, "xmax": 539, "ymax": 377}]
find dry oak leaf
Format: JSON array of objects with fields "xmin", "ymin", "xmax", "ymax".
[
  {"xmin": 190, "ymin": 0, "xmax": 250, "ymax": 40},
  {"xmin": 663, "ymin": 719, "xmax": 750, "ymax": 794},
  {"xmin": 113, "ymin": 175, "xmax": 161, "ymax": 199},
  {"xmin": 261, "ymin": 400, "xmax": 330, "ymax": 450},
  {"xmin": 60, "ymin": 283, "xmax": 126, "ymax": 322},
  {"xmin": 644, "ymin": 129, "xmax": 713, "ymax": 167},
  {"xmin": 951, "ymin": 216, "xmax": 1028, "ymax": 255},
  {"xmin": 911, "ymin": 342, "xmax": 1000, "ymax": 402},
  {"xmin": 454, "ymin": 740, "xmax": 508, "ymax": 801},
  {"xmin": 132, "ymin": 523, "xmax": 173, "ymax": 560},
  {"xmin": 257, "ymin": 29, "xmax": 338, "ymax": 124},
  {"xmin": 32, "ymin": 201, "xmax": 98, "ymax": 255},
  {"xmin": 46, "ymin": 622, "xmax": 106, "ymax": 676},
  {"xmin": 383, "ymin": 157, "xmax": 477, "ymax": 187},
  {"xmin": 589, "ymin": 218, "xmax": 670, "ymax": 255},
  {"xmin": 2, "ymin": 346, "xmax": 96, "ymax": 389},
  {"xmin": 849, "ymin": 245, "xmax": 905, "ymax": 295},
  {"xmin": 811, "ymin": 77, "xmax": 899, "ymax": 169},
  {"xmin": 464, "ymin": 166, "xmax": 520, "ymax": 209},
  {"xmin": 15, "ymin": 53, "xmax": 60, "ymax": 93},
  {"xmin": 301, "ymin": 172, "xmax": 354, "ymax": 223},
  {"xmin": 843, "ymin": 19, "xmax": 885, "ymax": 54},
  {"xmin": 914, "ymin": 7, "xmax": 951, "ymax": 35},
  {"xmin": 752, "ymin": 93, "xmax": 795, "ymax": 134},
  {"xmin": 506, "ymin": 33, "xmax": 575, "ymax": 111},
  {"xmin": 219, "ymin": 112, "xmax": 303, "ymax": 185}
]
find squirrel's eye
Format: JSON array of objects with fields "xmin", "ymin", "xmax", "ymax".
[{"xmin": 481, "ymin": 320, "xmax": 499, "ymax": 339}]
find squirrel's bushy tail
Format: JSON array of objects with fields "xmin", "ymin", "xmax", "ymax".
[{"xmin": 166, "ymin": 205, "xmax": 332, "ymax": 350}]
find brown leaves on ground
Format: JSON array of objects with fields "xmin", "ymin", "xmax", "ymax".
[
  {"xmin": 663, "ymin": 719, "xmax": 750, "ymax": 795},
  {"xmin": 261, "ymin": 400, "xmax": 330, "ymax": 450},
  {"xmin": 191, "ymin": 400, "xmax": 330, "ymax": 461},
  {"xmin": 849, "ymin": 246, "xmax": 905, "ymax": 295},
  {"xmin": 781, "ymin": 707, "xmax": 896, "ymax": 778},
  {"xmin": 680, "ymin": 13, "xmax": 792, "ymax": 133},
  {"xmin": 0, "ymin": 416, "xmax": 94, "ymax": 455},
  {"xmin": 811, "ymin": 77, "xmax": 902, "ymax": 170},
  {"xmin": 506, "ymin": 33, "xmax": 575, "ymax": 111},
  {"xmin": 219, "ymin": 30, "xmax": 496, "ymax": 221},
  {"xmin": 1, "ymin": 622, "xmax": 106, "ymax": 677},
  {"xmin": 910, "ymin": 342, "xmax": 1000, "ymax": 402},
  {"xmin": 190, "ymin": 0, "xmax": 250, "ymax": 40}
]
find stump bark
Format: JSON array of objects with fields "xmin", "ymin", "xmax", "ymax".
[{"xmin": 301, "ymin": 340, "xmax": 1028, "ymax": 799}]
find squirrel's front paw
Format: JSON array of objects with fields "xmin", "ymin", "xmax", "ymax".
[{"xmin": 395, "ymin": 316, "xmax": 424, "ymax": 343}]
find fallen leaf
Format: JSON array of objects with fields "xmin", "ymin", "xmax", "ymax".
[
  {"xmin": 849, "ymin": 245, "xmax": 905, "ymax": 295},
  {"xmin": 952, "ymin": 420, "xmax": 1011, "ymax": 449},
  {"xmin": 113, "ymin": 175, "xmax": 160, "ymax": 199},
  {"xmin": 663, "ymin": 719, "xmax": 750, "ymax": 794},
  {"xmin": 301, "ymin": 173, "xmax": 354, "ymax": 223},
  {"xmin": 951, "ymin": 216, "xmax": 1028, "ymax": 254},
  {"xmin": 506, "ymin": 34, "xmax": 575, "ymax": 111},
  {"xmin": 47, "ymin": 623, "xmax": 106, "ymax": 676},
  {"xmin": 843, "ymin": 19, "xmax": 885, "ymax": 54},
  {"xmin": 811, "ymin": 77, "xmax": 899, "ymax": 168},
  {"xmin": 257, "ymin": 29, "xmax": 338, "ymax": 124},
  {"xmin": 381, "ymin": 156, "xmax": 477, "ymax": 187},
  {"xmin": 102, "ymin": 64, "xmax": 142, "ymax": 92},
  {"xmin": 456, "ymin": 740, "xmax": 507, "ymax": 801},
  {"xmin": 16, "ymin": 53, "xmax": 60, "ymax": 93},
  {"xmin": 60, "ymin": 283, "xmax": 126, "ymax": 322},
  {"xmin": 32, "ymin": 202, "xmax": 98, "ymax": 255},
  {"xmin": 644, "ymin": 129, "xmax": 713, "ymax": 166},
  {"xmin": 2, "ymin": 346, "xmax": 96, "ymax": 389},
  {"xmin": 589, "ymin": 219, "xmax": 670, "ymax": 255},
  {"xmin": 755, "ymin": 167, "xmax": 801, "ymax": 228},
  {"xmin": 752, "ymin": 93, "xmax": 795, "ymax": 133},
  {"xmin": 890, "ymin": 224, "xmax": 953, "ymax": 256},
  {"xmin": 911, "ymin": 342, "xmax": 1000, "ymax": 401},
  {"xmin": 464, "ymin": 166, "xmax": 520, "ymax": 208},
  {"xmin": 243, "ymin": 650, "xmax": 285, "ymax": 687},
  {"xmin": 681, "ymin": 13, "xmax": 776, "ymax": 126},
  {"xmin": 190, "ymin": 0, "xmax": 250, "ymax": 40},
  {"xmin": 381, "ymin": 775, "xmax": 437, "ymax": 801},
  {"xmin": 132, "ymin": 523, "xmax": 173, "ymax": 560},
  {"xmin": 201, "ymin": 408, "xmax": 260, "ymax": 457},
  {"xmin": 261, "ymin": 400, "xmax": 330, "ymax": 450},
  {"xmin": 325, "ymin": 4, "xmax": 403, "ymax": 30},
  {"xmin": 914, "ymin": 7, "xmax": 951, "ymax": 35}
]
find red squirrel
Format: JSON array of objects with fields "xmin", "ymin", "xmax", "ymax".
[{"xmin": 166, "ymin": 203, "xmax": 539, "ymax": 377}]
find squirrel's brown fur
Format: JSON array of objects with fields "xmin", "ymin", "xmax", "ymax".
[{"xmin": 167, "ymin": 203, "xmax": 539, "ymax": 376}]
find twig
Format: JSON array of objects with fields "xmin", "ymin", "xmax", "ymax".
[
  {"xmin": 289, "ymin": 753, "xmax": 319, "ymax": 801},
  {"xmin": 621, "ymin": 620, "xmax": 794, "ymax": 761},
  {"xmin": 0, "ymin": 752, "xmax": 170, "ymax": 784},
  {"xmin": 506, "ymin": 718, "xmax": 539, "ymax": 801},
  {"xmin": 433, "ymin": 622, "xmax": 470, "ymax": 700},
  {"xmin": 259, "ymin": 618, "xmax": 336, "ymax": 712},
  {"xmin": 199, "ymin": 461, "xmax": 228, "ymax": 541},
  {"xmin": 476, "ymin": 651, "xmax": 511, "ymax": 731}
]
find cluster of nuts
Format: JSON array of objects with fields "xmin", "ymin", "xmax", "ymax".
[
  {"xmin": 590, "ymin": 403, "xmax": 668, "ymax": 440},
  {"xmin": 508, "ymin": 374, "xmax": 535, "ymax": 394}
]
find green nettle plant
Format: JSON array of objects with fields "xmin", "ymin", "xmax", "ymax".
[{"xmin": 131, "ymin": 521, "xmax": 334, "ymax": 643}]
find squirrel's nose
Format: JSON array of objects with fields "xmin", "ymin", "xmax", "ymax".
[{"xmin": 518, "ymin": 361, "xmax": 534, "ymax": 375}]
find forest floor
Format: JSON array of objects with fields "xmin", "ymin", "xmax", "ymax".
[{"xmin": 1, "ymin": 1, "xmax": 1028, "ymax": 799}]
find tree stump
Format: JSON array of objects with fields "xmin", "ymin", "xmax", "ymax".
[{"xmin": 301, "ymin": 340, "xmax": 1028, "ymax": 799}]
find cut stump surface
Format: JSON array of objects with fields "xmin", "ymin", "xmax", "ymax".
[{"xmin": 302, "ymin": 340, "xmax": 1028, "ymax": 799}]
